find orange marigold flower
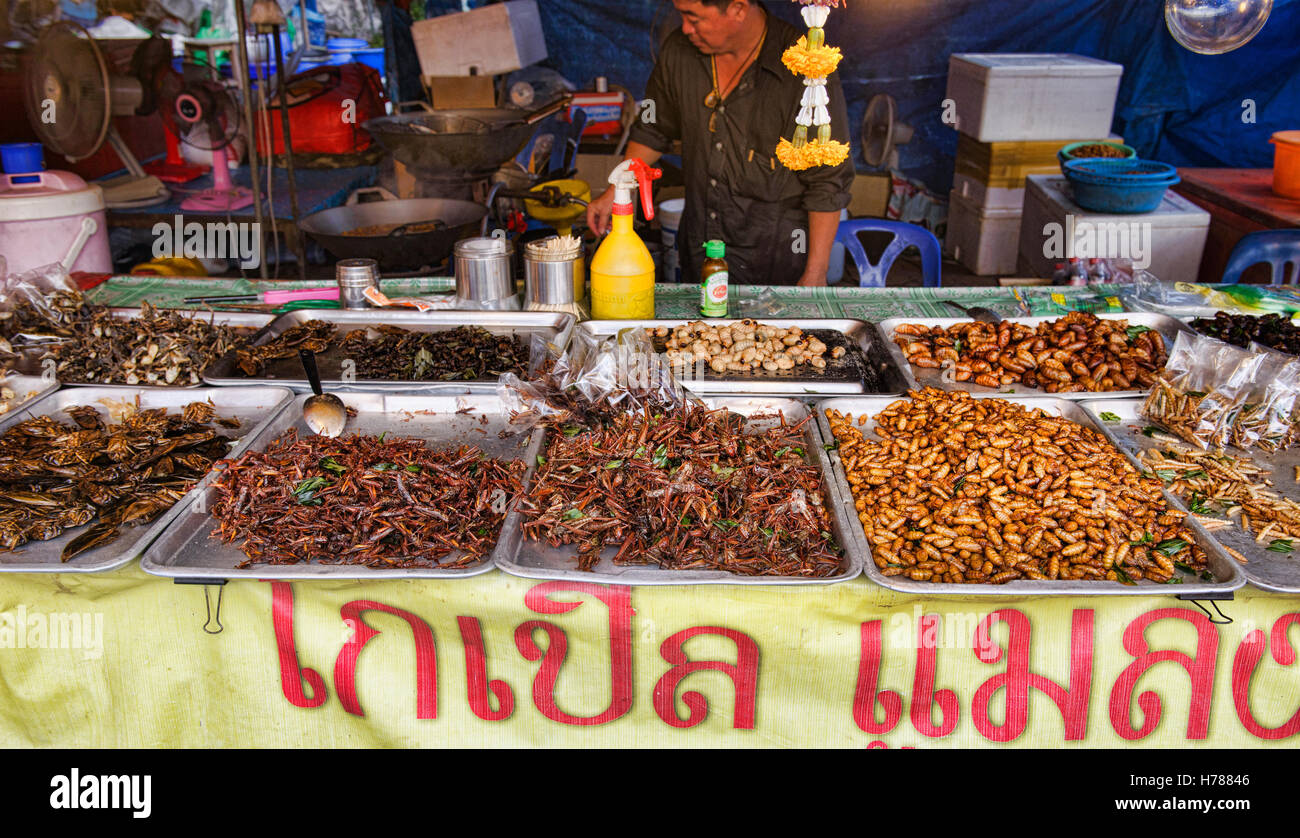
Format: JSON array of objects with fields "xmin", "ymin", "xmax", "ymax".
[{"xmin": 780, "ymin": 38, "xmax": 843, "ymax": 78}]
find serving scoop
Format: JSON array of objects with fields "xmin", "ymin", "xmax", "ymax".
[
  {"xmin": 944, "ymin": 300, "xmax": 1003, "ymax": 324},
  {"xmin": 299, "ymin": 349, "xmax": 347, "ymax": 438}
]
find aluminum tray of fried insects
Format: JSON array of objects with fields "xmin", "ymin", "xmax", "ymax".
[
  {"xmin": 5, "ymin": 306, "xmax": 274, "ymax": 388},
  {"xmin": 0, "ymin": 374, "xmax": 58, "ymax": 418},
  {"xmin": 1082, "ymin": 398, "xmax": 1300, "ymax": 594},
  {"xmin": 877, "ymin": 312, "xmax": 1189, "ymax": 400},
  {"xmin": 577, "ymin": 319, "xmax": 908, "ymax": 397},
  {"xmin": 142, "ymin": 392, "xmax": 543, "ymax": 580},
  {"xmin": 202, "ymin": 310, "xmax": 574, "ymax": 393},
  {"xmin": 816, "ymin": 392, "xmax": 1244, "ymax": 596},
  {"xmin": 0, "ymin": 386, "xmax": 295, "ymax": 573},
  {"xmin": 493, "ymin": 397, "xmax": 863, "ymax": 585}
]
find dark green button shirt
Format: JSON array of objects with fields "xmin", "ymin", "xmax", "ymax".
[{"xmin": 629, "ymin": 5, "xmax": 854, "ymax": 286}]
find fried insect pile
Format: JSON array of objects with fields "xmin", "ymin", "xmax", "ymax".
[
  {"xmin": 50, "ymin": 302, "xmax": 249, "ymax": 386},
  {"xmin": 339, "ymin": 325, "xmax": 528, "ymax": 381},
  {"xmin": 826, "ymin": 389, "xmax": 1208, "ymax": 584},
  {"xmin": 209, "ymin": 430, "xmax": 525, "ymax": 569},
  {"xmin": 518, "ymin": 403, "xmax": 843, "ymax": 576},
  {"xmin": 894, "ymin": 311, "xmax": 1167, "ymax": 393},
  {"xmin": 0, "ymin": 401, "xmax": 237, "ymax": 560}
]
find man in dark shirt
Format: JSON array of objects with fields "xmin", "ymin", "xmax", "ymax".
[{"xmin": 586, "ymin": 0, "xmax": 854, "ymax": 287}]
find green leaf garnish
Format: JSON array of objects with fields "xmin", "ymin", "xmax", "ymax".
[
  {"xmin": 562, "ymin": 509, "xmax": 584, "ymax": 521},
  {"xmin": 536, "ymin": 455, "xmax": 547, "ymax": 466},
  {"xmin": 1114, "ymin": 567, "xmax": 1134, "ymax": 585},
  {"xmin": 320, "ymin": 457, "xmax": 346, "ymax": 475},
  {"xmin": 823, "ymin": 441, "xmax": 840, "ymax": 452},
  {"xmin": 405, "ymin": 464, "xmax": 422, "ymax": 474},
  {"xmin": 292, "ymin": 476, "xmax": 329, "ymax": 506},
  {"xmin": 1100, "ymin": 412, "xmax": 1121, "ymax": 423},
  {"xmin": 714, "ymin": 519, "xmax": 739, "ymax": 530},
  {"xmin": 1141, "ymin": 426, "xmax": 1162, "ymax": 437},
  {"xmin": 562, "ymin": 425, "xmax": 583, "ymax": 437},
  {"xmin": 652, "ymin": 444, "xmax": 670, "ymax": 469},
  {"xmin": 710, "ymin": 463, "xmax": 736, "ymax": 478},
  {"xmin": 1155, "ymin": 469, "xmax": 1178, "ymax": 483},
  {"xmin": 1267, "ymin": 538, "xmax": 1293, "ymax": 553},
  {"xmin": 1188, "ymin": 492, "xmax": 1211, "ymax": 514},
  {"xmin": 1155, "ymin": 538, "xmax": 1189, "ymax": 557},
  {"xmin": 605, "ymin": 460, "xmax": 624, "ymax": 469},
  {"xmin": 954, "ymin": 477, "xmax": 966, "ymax": 492},
  {"xmin": 1126, "ymin": 325, "xmax": 1152, "ymax": 340}
]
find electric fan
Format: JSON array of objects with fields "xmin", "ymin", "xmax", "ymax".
[
  {"xmin": 157, "ymin": 69, "xmax": 253, "ymax": 212},
  {"xmin": 23, "ymin": 20, "xmax": 170, "ymax": 208},
  {"xmin": 861, "ymin": 93, "xmax": 914, "ymax": 170}
]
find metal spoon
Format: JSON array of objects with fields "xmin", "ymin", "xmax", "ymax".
[
  {"xmin": 299, "ymin": 349, "xmax": 347, "ymax": 438},
  {"xmin": 944, "ymin": 300, "xmax": 1003, "ymax": 324}
]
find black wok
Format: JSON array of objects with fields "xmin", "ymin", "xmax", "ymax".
[{"xmin": 299, "ymin": 198, "xmax": 487, "ymax": 272}]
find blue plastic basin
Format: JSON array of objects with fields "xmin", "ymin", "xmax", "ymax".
[{"xmin": 1062, "ymin": 158, "xmax": 1181, "ymax": 214}]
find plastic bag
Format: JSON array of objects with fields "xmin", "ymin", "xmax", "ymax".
[
  {"xmin": 1240, "ymin": 344, "xmax": 1300, "ymax": 453},
  {"xmin": 1126, "ymin": 271, "xmax": 1300, "ymax": 318},
  {"xmin": 1141, "ymin": 332, "xmax": 1248, "ymax": 449},
  {"xmin": 0, "ymin": 262, "xmax": 85, "ymax": 341},
  {"xmin": 498, "ymin": 324, "xmax": 695, "ymax": 431}
]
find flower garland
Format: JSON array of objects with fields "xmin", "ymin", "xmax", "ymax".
[{"xmin": 776, "ymin": 0, "xmax": 851, "ymax": 171}]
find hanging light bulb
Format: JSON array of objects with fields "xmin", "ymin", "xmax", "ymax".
[{"xmin": 1165, "ymin": 0, "xmax": 1273, "ymax": 54}]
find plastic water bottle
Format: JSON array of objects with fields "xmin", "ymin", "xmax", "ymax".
[
  {"xmin": 1067, "ymin": 258, "xmax": 1089, "ymax": 286},
  {"xmin": 1088, "ymin": 258, "xmax": 1111, "ymax": 285},
  {"xmin": 1051, "ymin": 262, "xmax": 1068, "ymax": 284}
]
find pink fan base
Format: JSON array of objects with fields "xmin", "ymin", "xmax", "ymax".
[{"xmin": 180, "ymin": 146, "xmax": 253, "ymax": 211}]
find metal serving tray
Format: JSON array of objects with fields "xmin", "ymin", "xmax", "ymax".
[
  {"xmin": 0, "ymin": 374, "xmax": 58, "ymax": 417},
  {"xmin": 0, "ymin": 385, "xmax": 295, "ymax": 574},
  {"xmin": 815, "ymin": 394, "xmax": 1245, "ymax": 597},
  {"xmin": 877, "ymin": 313, "xmax": 1189, "ymax": 401},
  {"xmin": 203, "ymin": 309, "xmax": 574, "ymax": 393},
  {"xmin": 54, "ymin": 309, "xmax": 276, "ymax": 388},
  {"xmin": 1082, "ymin": 398, "xmax": 1300, "ymax": 594},
  {"xmin": 142, "ymin": 392, "xmax": 543, "ymax": 580},
  {"xmin": 494, "ymin": 397, "xmax": 863, "ymax": 586},
  {"xmin": 577, "ymin": 319, "xmax": 908, "ymax": 397}
]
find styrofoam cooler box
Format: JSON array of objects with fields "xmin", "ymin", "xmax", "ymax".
[
  {"xmin": 952, "ymin": 173, "xmax": 1027, "ymax": 213},
  {"xmin": 1017, "ymin": 175, "xmax": 1210, "ymax": 282},
  {"xmin": 946, "ymin": 54, "xmax": 1123, "ymax": 142},
  {"xmin": 947, "ymin": 189, "xmax": 1021, "ymax": 276}
]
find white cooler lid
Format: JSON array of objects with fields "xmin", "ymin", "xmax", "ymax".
[
  {"xmin": 0, "ymin": 170, "xmax": 106, "ymax": 222},
  {"xmin": 950, "ymin": 53, "xmax": 1124, "ymax": 79}
]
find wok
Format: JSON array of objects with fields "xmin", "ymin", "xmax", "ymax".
[
  {"xmin": 299, "ymin": 198, "xmax": 487, "ymax": 272},
  {"xmin": 361, "ymin": 98, "xmax": 571, "ymax": 180}
]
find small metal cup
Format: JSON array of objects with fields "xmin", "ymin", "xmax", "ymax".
[{"xmin": 336, "ymin": 258, "xmax": 380, "ymax": 310}]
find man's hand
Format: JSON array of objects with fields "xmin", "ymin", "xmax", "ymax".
[
  {"xmin": 797, "ymin": 272, "xmax": 828, "ymax": 287},
  {"xmin": 586, "ymin": 186, "xmax": 618, "ymax": 236}
]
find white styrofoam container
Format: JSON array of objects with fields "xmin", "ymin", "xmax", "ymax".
[
  {"xmin": 411, "ymin": 0, "xmax": 546, "ymax": 77},
  {"xmin": 946, "ymin": 54, "xmax": 1123, "ymax": 142},
  {"xmin": 952, "ymin": 173, "xmax": 1027, "ymax": 213},
  {"xmin": 946, "ymin": 189, "xmax": 1021, "ymax": 276},
  {"xmin": 1017, "ymin": 175, "xmax": 1210, "ymax": 282}
]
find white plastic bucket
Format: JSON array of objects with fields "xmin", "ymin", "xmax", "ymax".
[
  {"xmin": 0, "ymin": 170, "xmax": 111, "ymax": 275},
  {"xmin": 658, "ymin": 198, "xmax": 685, "ymax": 282}
]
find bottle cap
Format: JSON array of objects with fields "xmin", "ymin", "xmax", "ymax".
[{"xmin": 705, "ymin": 240, "xmax": 725, "ymax": 259}]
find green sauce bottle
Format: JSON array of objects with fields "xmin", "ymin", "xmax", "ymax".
[{"xmin": 700, "ymin": 240, "xmax": 729, "ymax": 318}]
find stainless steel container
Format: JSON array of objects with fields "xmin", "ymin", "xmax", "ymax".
[
  {"xmin": 524, "ymin": 236, "xmax": 585, "ymax": 307},
  {"xmin": 454, "ymin": 237, "xmax": 519, "ymax": 311},
  {"xmin": 336, "ymin": 258, "xmax": 380, "ymax": 309}
]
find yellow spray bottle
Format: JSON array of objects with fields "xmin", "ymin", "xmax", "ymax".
[{"xmin": 590, "ymin": 159, "xmax": 662, "ymax": 320}]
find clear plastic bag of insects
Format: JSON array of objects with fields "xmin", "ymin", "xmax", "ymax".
[
  {"xmin": 1241, "ymin": 343, "xmax": 1300, "ymax": 452},
  {"xmin": 1140, "ymin": 331, "xmax": 1240, "ymax": 449},
  {"xmin": 498, "ymin": 324, "xmax": 693, "ymax": 431},
  {"xmin": 0, "ymin": 262, "xmax": 86, "ymax": 344}
]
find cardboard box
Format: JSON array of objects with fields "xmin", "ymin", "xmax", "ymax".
[
  {"xmin": 412, "ymin": 0, "xmax": 547, "ymax": 78},
  {"xmin": 424, "ymin": 76, "xmax": 497, "ymax": 110},
  {"xmin": 848, "ymin": 173, "xmax": 892, "ymax": 218}
]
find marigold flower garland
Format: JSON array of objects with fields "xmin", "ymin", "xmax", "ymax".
[{"xmin": 776, "ymin": 0, "xmax": 851, "ymax": 171}]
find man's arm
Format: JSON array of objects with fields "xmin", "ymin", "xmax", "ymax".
[{"xmin": 797, "ymin": 210, "xmax": 841, "ymax": 287}]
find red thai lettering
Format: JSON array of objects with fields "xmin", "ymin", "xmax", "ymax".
[
  {"xmin": 1108, "ymin": 607, "xmax": 1219, "ymax": 741},
  {"xmin": 334, "ymin": 600, "xmax": 438, "ymax": 719},
  {"xmin": 1232, "ymin": 613, "xmax": 1300, "ymax": 740},
  {"xmin": 514, "ymin": 582, "xmax": 634, "ymax": 725},
  {"xmin": 652, "ymin": 626, "xmax": 759, "ymax": 729},
  {"xmin": 268, "ymin": 581, "xmax": 327, "ymax": 709},
  {"xmin": 852, "ymin": 620, "xmax": 903, "ymax": 735},
  {"xmin": 458, "ymin": 616, "xmax": 514, "ymax": 721},
  {"xmin": 910, "ymin": 613, "xmax": 958, "ymax": 738},
  {"xmin": 973, "ymin": 608, "xmax": 1094, "ymax": 742}
]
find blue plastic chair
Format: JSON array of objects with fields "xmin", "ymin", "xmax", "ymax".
[
  {"xmin": 1220, "ymin": 230, "xmax": 1300, "ymax": 284},
  {"xmin": 516, "ymin": 110, "xmax": 588, "ymax": 179},
  {"xmin": 835, "ymin": 219, "xmax": 942, "ymax": 287}
]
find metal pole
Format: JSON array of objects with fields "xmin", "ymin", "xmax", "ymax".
[
  {"xmin": 232, "ymin": 0, "xmax": 269, "ymax": 279},
  {"xmin": 271, "ymin": 24, "xmax": 307, "ymax": 281}
]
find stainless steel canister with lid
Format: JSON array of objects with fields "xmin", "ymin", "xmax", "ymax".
[
  {"xmin": 454, "ymin": 237, "xmax": 519, "ymax": 311},
  {"xmin": 336, "ymin": 258, "xmax": 380, "ymax": 309}
]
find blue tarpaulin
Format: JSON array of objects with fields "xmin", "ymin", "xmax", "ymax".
[{"xmin": 425, "ymin": 0, "xmax": 1300, "ymax": 195}]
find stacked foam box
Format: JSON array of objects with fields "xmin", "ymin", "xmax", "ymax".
[{"xmin": 943, "ymin": 54, "xmax": 1123, "ymax": 276}]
